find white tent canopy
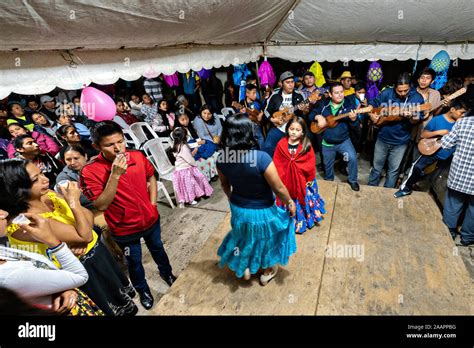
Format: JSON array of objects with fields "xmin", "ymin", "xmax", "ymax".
[{"xmin": 0, "ymin": 0, "xmax": 473, "ymax": 98}]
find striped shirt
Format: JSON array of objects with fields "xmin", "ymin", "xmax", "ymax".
[
  {"xmin": 143, "ymin": 78, "xmax": 163, "ymax": 102},
  {"xmin": 441, "ymin": 117, "xmax": 474, "ymax": 195}
]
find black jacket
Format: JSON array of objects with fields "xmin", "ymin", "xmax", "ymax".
[{"xmin": 263, "ymin": 89, "xmax": 305, "ymax": 122}]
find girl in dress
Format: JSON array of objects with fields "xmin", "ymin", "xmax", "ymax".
[
  {"xmin": 174, "ymin": 112, "xmax": 218, "ymax": 181},
  {"xmin": 171, "ymin": 127, "xmax": 213, "ymax": 208},
  {"xmin": 273, "ymin": 117, "xmax": 325, "ymax": 234}
]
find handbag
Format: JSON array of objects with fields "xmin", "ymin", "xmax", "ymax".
[{"xmin": 201, "ymin": 117, "xmax": 220, "ymax": 144}]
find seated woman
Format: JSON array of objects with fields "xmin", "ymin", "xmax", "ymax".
[
  {"xmin": 192, "ymin": 104, "xmax": 223, "ymax": 146},
  {"xmin": 56, "ymin": 145, "xmax": 93, "ymax": 209},
  {"xmin": 0, "ymin": 159, "xmax": 138, "ymax": 316},
  {"xmin": 31, "ymin": 112, "xmax": 59, "ymax": 139},
  {"xmin": 6, "ymin": 102, "xmax": 35, "ymax": 131},
  {"xmin": 157, "ymin": 99, "xmax": 176, "ymax": 131},
  {"xmin": 0, "ymin": 210, "xmax": 102, "ymax": 315},
  {"xmin": 174, "ymin": 112, "xmax": 218, "ymax": 181},
  {"xmin": 7, "ymin": 122, "xmax": 60, "ymax": 158},
  {"xmin": 56, "ymin": 125, "xmax": 98, "ymax": 159},
  {"xmin": 57, "ymin": 112, "xmax": 91, "ymax": 140},
  {"xmin": 140, "ymin": 93, "xmax": 171, "ymax": 137}
]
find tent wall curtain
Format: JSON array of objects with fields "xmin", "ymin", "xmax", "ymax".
[{"xmin": 0, "ymin": 45, "xmax": 262, "ymax": 99}]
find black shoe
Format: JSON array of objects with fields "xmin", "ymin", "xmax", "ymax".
[
  {"xmin": 138, "ymin": 290, "xmax": 154, "ymax": 310},
  {"xmin": 161, "ymin": 274, "xmax": 177, "ymax": 287},
  {"xmin": 456, "ymin": 240, "xmax": 474, "ymax": 247},
  {"xmin": 393, "ymin": 189, "xmax": 412, "ymax": 198},
  {"xmin": 348, "ymin": 181, "xmax": 360, "ymax": 191}
]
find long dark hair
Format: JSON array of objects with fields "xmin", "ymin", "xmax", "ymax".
[
  {"xmin": 7, "ymin": 123, "xmax": 31, "ymax": 138},
  {"xmin": 156, "ymin": 99, "xmax": 172, "ymax": 129},
  {"xmin": 174, "ymin": 112, "xmax": 198, "ymax": 139},
  {"xmin": 199, "ymin": 104, "xmax": 215, "ymax": 125},
  {"xmin": 221, "ymin": 113, "xmax": 257, "ymax": 150},
  {"xmin": 285, "ymin": 117, "xmax": 311, "ymax": 155},
  {"xmin": 56, "ymin": 125, "xmax": 76, "ymax": 145},
  {"xmin": 0, "ymin": 158, "xmax": 32, "ymax": 217},
  {"xmin": 171, "ymin": 127, "xmax": 188, "ymax": 154}
]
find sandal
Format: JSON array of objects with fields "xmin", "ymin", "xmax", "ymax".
[{"xmin": 259, "ymin": 265, "xmax": 278, "ymax": 286}]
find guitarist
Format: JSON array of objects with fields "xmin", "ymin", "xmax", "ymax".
[
  {"xmin": 262, "ymin": 71, "xmax": 305, "ymax": 156},
  {"xmin": 413, "ymin": 67, "xmax": 443, "ymax": 160},
  {"xmin": 309, "ymin": 83, "xmax": 360, "ymax": 191},
  {"xmin": 233, "ymin": 83, "xmax": 265, "ymax": 149},
  {"xmin": 394, "ymin": 100, "xmax": 467, "ymax": 198},
  {"xmin": 367, "ymin": 72, "xmax": 425, "ymax": 188}
]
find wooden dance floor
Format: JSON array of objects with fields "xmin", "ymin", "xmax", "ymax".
[{"xmin": 153, "ymin": 181, "xmax": 473, "ymax": 315}]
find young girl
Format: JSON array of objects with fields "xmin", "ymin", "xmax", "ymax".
[
  {"xmin": 174, "ymin": 112, "xmax": 219, "ymax": 181},
  {"xmin": 171, "ymin": 127, "xmax": 213, "ymax": 208},
  {"xmin": 273, "ymin": 117, "xmax": 325, "ymax": 234}
]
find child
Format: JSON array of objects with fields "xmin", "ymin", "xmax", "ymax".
[
  {"xmin": 171, "ymin": 127, "xmax": 214, "ymax": 208},
  {"xmin": 394, "ymin": 100, "xmax": 467, "ymax": 198},
  {"xmin": 273, "ymin": 117, "xmax": 326, "ymax": 233},
  {"xmin": 174, "ymin": 112, "xmax": 219, "ymax": 181}
]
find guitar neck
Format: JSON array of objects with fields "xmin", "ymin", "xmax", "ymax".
[
  {"xmin": 332, "ymin": 107, "xmax": 372, "ymax": 121},
  {"xmin": 431, "ymin": 88, "xmax": 467, "ymax": 111}
]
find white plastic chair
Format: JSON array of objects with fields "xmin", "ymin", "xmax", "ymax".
[
  {"xmin": 157, "ymin": 181, "xmax": 175, "ymax": 209},
  {"xmin": 142, "ymin": 138, "xmax": 176, "ymax": 207},
  {"xmin": 221, "ymin": 107, "xmax": 235, "ymax": 118},
  {"xmin": 130, "ymin": 122, "xmax": 159, "ymax": 145},
  {"xmin": 122, "ymin": 129, "xmax": 141, "ymax": 149},
  {"xmin": 215, "ymin": 114, "xmax": 226, "ymax": 123}
]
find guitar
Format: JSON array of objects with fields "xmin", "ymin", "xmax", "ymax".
[
  {"xmin": 272, "ymin": 90, "xmax": 321, "ymax": 124},
  {"xmin": 418, "ymin": 137, "xmax": 442, "ymax": 156},
  {"xmin": 428, "ymin": 87, "xmax": 467, "ymax": 112},
  {"xmin": 372, "ymin": 103, "xmax": 432, "ymax": 126},
  {"xmin": 231, "ymin": 101, "xmax": 261, "ymax": 124},
  {"xmin": 310, "ymin": 106, "xmax": 373, "ymax": 134}
]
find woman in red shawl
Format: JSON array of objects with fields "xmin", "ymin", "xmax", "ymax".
[{"xmin": 273, "ymin": 117, "xmax": 325, "ymax": 233}]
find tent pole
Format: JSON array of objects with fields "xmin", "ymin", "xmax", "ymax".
[{"xmin": 264, "ymin": 0, "xmax": 301, "ymax": 44}]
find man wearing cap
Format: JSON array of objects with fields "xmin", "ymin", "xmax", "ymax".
[
  {"xmin": 340, "ymin": 71, "xmax": 355, "ymax": 96},
  {"xmin": 262, "ymin": 71, "xmax": 305, "ymax": 156},
  {"xmin": 38, "ymin": 95, "xmax": 58, "ymax": 122}
]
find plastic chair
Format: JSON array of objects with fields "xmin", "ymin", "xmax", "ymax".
[
  {"xmin": 221, "ymin": 107, "xmax": 235, "ymax": 118},
  {"xmin": 142, "ymin": 138, "xmax": 176, "ymax": 207},
  {"xmin": 130, "ymin": 122, "xmax": 159, "ymax": 145},
  {"xmin": 215, "ymin": 114, "xmax": 226, "ymax": 123},
  {"xmin": 157, "ymin": 181, "xmax": 175, "ymax": 209},
  {"xmin": 122, "ymin": 129, "xmax": 141, "ymax": 149}
]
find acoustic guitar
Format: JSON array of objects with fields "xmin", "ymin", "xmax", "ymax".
[
  {"xmin": 231, "ymin": 101, "xmax": 261, "ymax": 124},
  {"xmin": 272, "ymin": 90, "xmax": 321, "ymax": 124},
  {"xmin": 372, "ymin": 103, "xmax": 432, "ymax": 126},
  {"xmin": 310, "ymin": 106, "xmax": 373, "ymax": 134},
  {"xmin": 428, "ymin": 87, "xmax": 467, "ymax": 113},
  {"xmin": 418, "ymin": 137, "xmax": 442, "ymax": 156}
]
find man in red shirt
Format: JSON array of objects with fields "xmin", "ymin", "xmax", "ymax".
[{"xmin": 79, "ymin": 121, "xmax": 176, "ymax": 310}]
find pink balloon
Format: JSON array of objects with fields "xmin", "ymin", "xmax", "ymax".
[{"xmin": 80, "ymin": 87, "xmax": 116, "ymax": 121}]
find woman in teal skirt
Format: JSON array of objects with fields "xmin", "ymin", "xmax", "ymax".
[{"xmin": 216, "ymin": 114, "xmax": 297, "ymax": 286}]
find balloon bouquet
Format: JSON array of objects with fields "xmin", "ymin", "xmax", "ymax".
[{"xmin": 80, "ymin": 86, "xmax": 116, "ymax": 122}]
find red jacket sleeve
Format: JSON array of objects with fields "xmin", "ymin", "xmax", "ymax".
[{"xmin": 79, "ymin": 166, "xmax": 105, "ymax": 202}]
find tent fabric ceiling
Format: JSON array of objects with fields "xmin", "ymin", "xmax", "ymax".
[{"xmin": 0, "ymin": 0, "xmax": 473, "ymax": 98}]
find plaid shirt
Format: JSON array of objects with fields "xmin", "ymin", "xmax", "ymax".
[{"xmin": 441, "ymin": 117, "xmax": 474, "ymax": 195}]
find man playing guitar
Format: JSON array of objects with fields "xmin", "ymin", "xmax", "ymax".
[
  {"xmin": 368, "ymin": 72, "xmax": 425, "ymax": 188},
  {"xmin": 262, "ymin": 71, "xmax": 305, "ymax": 156},
  {"xmin": 309, "ymin": 83, "xmax": 360, "ymax": 191}
]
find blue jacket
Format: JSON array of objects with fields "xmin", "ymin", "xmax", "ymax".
[
  {"xmin": 369, "ymin": 87, "xmax": 424, "ymax": 145},
  {"xmin": 310, "ymin": 98, "xmax": 359, "ymax": 144}
]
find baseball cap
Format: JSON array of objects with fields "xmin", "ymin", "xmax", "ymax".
[
  {"xmin": 40, "ymin": 95, "xmax": 55, "ymax": 104},
  {"xmin": 279, "ymin": 71, "xmax": 294, "ymax": 82}
]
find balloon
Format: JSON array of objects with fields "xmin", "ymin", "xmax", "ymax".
[{"xmin": 80, "ymin": 87, "xmax": 116, "ymax": 121}]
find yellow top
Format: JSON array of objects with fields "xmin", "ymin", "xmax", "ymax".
[
  {"xmin": 343, "ymin": 87, "xmax": 355, "ymax": 96},
  {"xmin": 7, "ymin": 191, "xmax": 98, "ymax": 266}
]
